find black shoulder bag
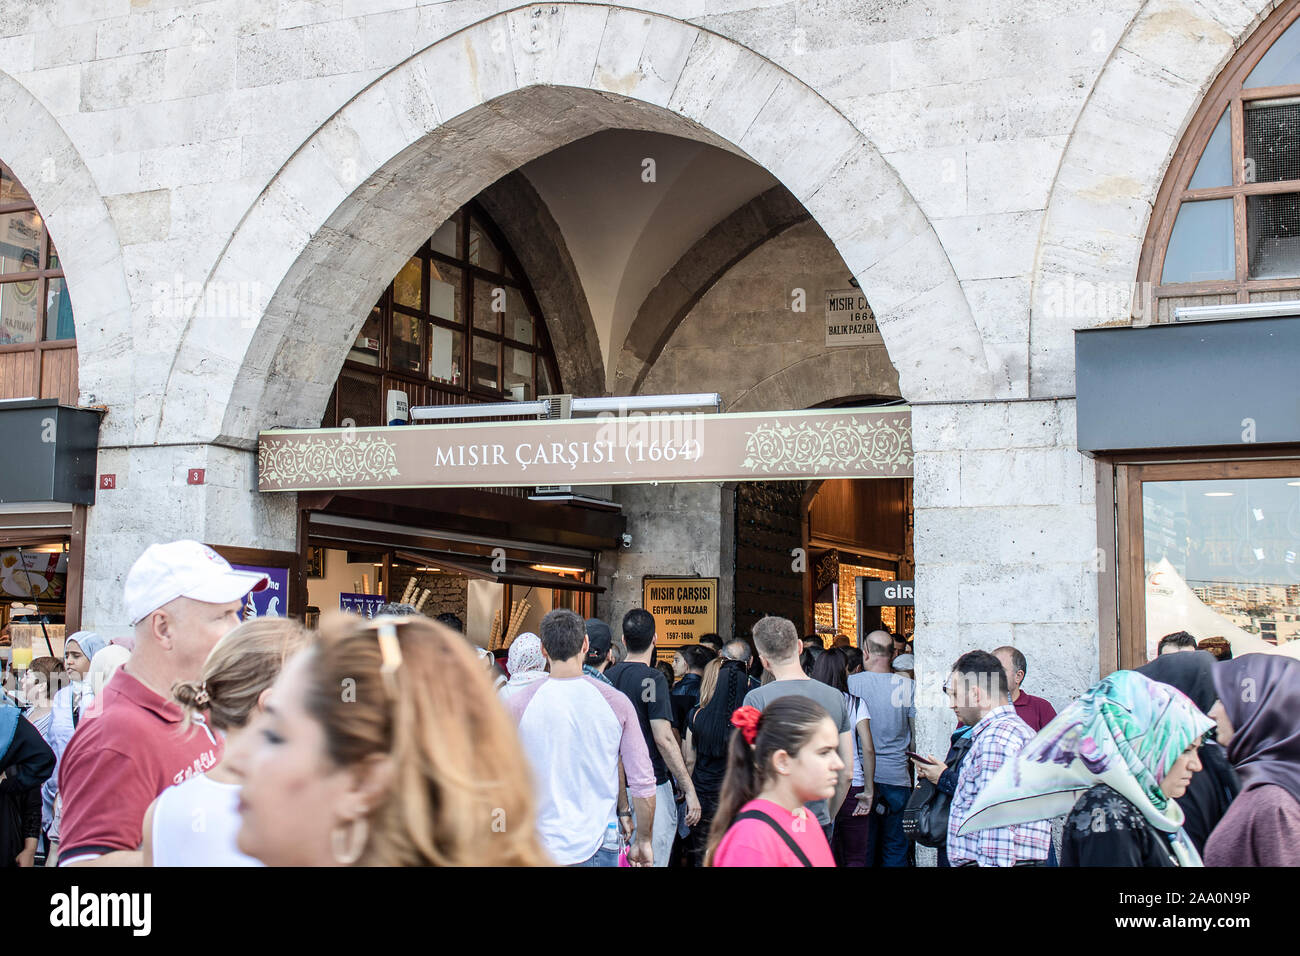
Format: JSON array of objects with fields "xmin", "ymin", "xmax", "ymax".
[
  {"xmin": 731, "ymin": 809, "xmax": 814, "ymax": 866},
  {"xmin": 901, "ymin": 734, "xmax": 973, "ymax": 848}
]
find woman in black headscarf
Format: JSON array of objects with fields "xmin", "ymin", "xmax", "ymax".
[
  {"xmin": 1136, "ymin": 650, "xmax": 1240, "ymax": 853},
  {"xmin": 683, "ymin": 657, "xmax": 751, "ymax": 866},
  {"xmin": 1204, "ymin": 654, "xmax": 1300, "ymax": 866}
]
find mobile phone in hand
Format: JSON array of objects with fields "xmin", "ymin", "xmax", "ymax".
[{"xmin": 905, "ymin": 750, "xmax": 935, "ymax": 764}]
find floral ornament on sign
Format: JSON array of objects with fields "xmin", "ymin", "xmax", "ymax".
[
  {"xmin": 259, "ymin": 435, "xmax": 401, "ymax": 487},
  {"xmin": 739, "ymin": 415, "xmax": 912, "ymax": 474}
]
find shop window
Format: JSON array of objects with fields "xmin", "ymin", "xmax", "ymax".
[
  {"xmin": 1117, "ymin": 462, "xmax": 1300, "ymax": 667},
  {"xmin": 1143, "ymin": 1, "xmax": 1300, "ymax": 310},
  {"xmin": 324, "ymin": 200, "xmax": 561, "ymax": 425},
  {"xmin": 0, "ymin": 162, "xmax": 75, "ymax": 348}
]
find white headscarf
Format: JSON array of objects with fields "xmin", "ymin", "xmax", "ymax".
[{"xmin": 499, "ymin": 633, "xmax": 547, "ymax": 699}]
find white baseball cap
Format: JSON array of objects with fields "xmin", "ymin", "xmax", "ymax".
[{"xmin": 124, "ymin": 540, "xmax": 269, "ymax": 626}]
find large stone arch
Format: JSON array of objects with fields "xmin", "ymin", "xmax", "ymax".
[
  {"xmin": 1029, "ymin": 0, "xmax": 1273, "ymax": 396},
  {"xmin": 0, "ymin": 69, "xmax": 131, "ymax": 418},
  {"xmin": 155, "ymin": 3, "xmax": 993, "ymax": 447}
]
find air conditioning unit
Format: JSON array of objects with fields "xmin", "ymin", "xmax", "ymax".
[
  {"xmin": 534, "ymin": 394, "xmax": 572, "ymax": 496},
  {"xmin": 530, "ymin": 395, "xmax": 617, "ymax": 509}
]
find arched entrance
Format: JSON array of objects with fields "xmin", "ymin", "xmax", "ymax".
[{"xmin": 153, "ymin": 4, "xmax": 993, "ymax": 449}]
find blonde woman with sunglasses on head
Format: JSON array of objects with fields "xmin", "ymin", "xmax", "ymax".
[
  {"xmin": 142, "ymin": 617, "xmax": 310, "ymax": 866},
  {"xmin": 229, "ymin": 612, "xmax": 547, "ymax": 866}
]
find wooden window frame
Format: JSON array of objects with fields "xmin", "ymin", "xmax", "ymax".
[
  {"xmin": 0, "ymin": 160, "xmax": 73, "ymax": 354},
  {"xmin": 1108, "ymin": 451, "xmax": 1300, "ymax": 670},
  {"xmin": 323, "ymin": 201, "xmax": 563, "ymax": 426},
  {"xmin": 1140, "ymin": 1, "xmax": 1300, "ymax": 310}
]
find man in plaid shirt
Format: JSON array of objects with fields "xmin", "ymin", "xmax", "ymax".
[{"xmin": 944, "ymin": 650, "xmax": 1051, "ymax": 866}]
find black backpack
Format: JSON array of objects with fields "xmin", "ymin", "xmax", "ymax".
[{"xmin": 901, "ymin": 732, "xmax": 973, "ymax": 848}]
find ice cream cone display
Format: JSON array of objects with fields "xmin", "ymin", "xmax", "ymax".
[
  {"xmin": 488, "ymin": 608, "xmax": 502, "ymax": 648},
  {"xmin": 505, "ymin": 599, "xmax": 531, "ymax": 645},
  {"xmin": 400, "ymin": 577, "xmax": 417, "ymax": 605},
  {"xmin": 415, "ymin": 588, "xmax": 431, "ymax": 612}
]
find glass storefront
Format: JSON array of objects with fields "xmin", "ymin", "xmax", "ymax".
[{"xmin": 1142, "ymin": 475, "xmax": 1300, "ymax": 659}]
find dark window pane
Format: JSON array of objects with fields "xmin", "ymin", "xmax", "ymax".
[
  {"xmin": 44, "ymin": 277, "xmax": 75, "ymax": 340},
  {"xmin": 504, "ymin": 346, "xmax": 533, "ymax": 401},
  {"xmin": 322, "ymin": 385, "xmax": 337, "ymax": 428},
  {"xmin": 1189, "ymin": 108, "xmax": 1232, "ymax": 189},
  {"xmin": 393, "ymin": 256, "xmax": 423, "ymax": 310},
  {"xmin": 1246, "ymin": 17, "xmax": 1300, "ymax": 88},
  {"xmin": 0, "ymin": 277, "xmax": 40, "ymax": 344},
  {"xmin": 473, "ymin": 278, "xmax": 502, "ymax": 333},
  {"xmin": 337, "ymin": 369, "xmax": 382, "ymax": 427},
  {"xmin": 1162, "ymin": 199, "xmax": 1235, "ymax": 283},
  {"xmin": 429, "ymin": 261, "xmax": 462, "ymax": 323},
  {"xmin": 0, "ymin": 167, "xmax": 31, "ymax": 205},
  {"xmin": 430, "ymin": 212, "xmax": 460, "ymax": 258},
  {"xmin": 429, "ymin": 324, "xmax": 463, "ymax": 386},
  {"xmin": 468, "ymin": 217, "xmax": 503, "ymax": 273},
  {"xmin": 47, "ymin": 236, "xmax": 59, "ymax": 271},
  {"xmin": 1, "ymin": 210, "xmax": 42, "ymax": 274},
  {"xmin": 391, "ymin": 312, "xmax": 422, "ymax": 373},
  {"xmin": 472, "ymin": 336, "xmax": 499, "ymax": 391},
  {"xmin": 350, "ymin": 305, "xmax": 382, "ymax": 366},
  {"xmin": 1248, "ymin": 191, "xmax": 1300, "ymax": 278},
  {"xmin": 1245, "ymin": 101, "xmax": 1300, "ymax": 184}
]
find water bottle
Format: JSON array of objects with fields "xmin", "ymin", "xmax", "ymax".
[{"xmin": 601, "ymin": 821, "xmax": 621, "ymax": 851}]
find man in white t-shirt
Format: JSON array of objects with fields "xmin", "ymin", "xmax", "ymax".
[{"xmin": 505, "ymin": 609, "xmax": 657, "ymax": 866}]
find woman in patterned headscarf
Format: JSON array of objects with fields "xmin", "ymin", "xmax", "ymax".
[
  {"xmin": 956, "ymin": 670, "xmax": 1212, "ymax": 867},
  {"xmin": 498, "ymin": 633, "xmax": 547, "ymax": 701},
  {"xmin": 1204, "ymin": 655, "xmax": 1300, "ymax": 866}
]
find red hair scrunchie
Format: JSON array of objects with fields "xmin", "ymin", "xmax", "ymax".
[{"xmin": 730, "ymin": 705, "xmax": 761, "ymax": 745}]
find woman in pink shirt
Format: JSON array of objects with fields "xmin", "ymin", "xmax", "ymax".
[{"xmin": 706, "ymin": 696, "xmax": 843, "ymax": 867}]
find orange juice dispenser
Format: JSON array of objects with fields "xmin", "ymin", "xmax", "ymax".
[{"xmin": 10, "ymin": 626, "xmax": 31, "ymax": 672}]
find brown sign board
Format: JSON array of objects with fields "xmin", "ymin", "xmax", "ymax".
[
  {"xmin": 643, "ymin": 576, "xmax": 719, "ymax": 654},
  {"xmin": 257, "ymin": 407, "xmax": 912, "ymax": 492}
]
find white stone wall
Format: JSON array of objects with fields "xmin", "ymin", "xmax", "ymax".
[
  {"xmin": 911, "ymin": 399, "xmax": 1100, "ymax": 759},
  {"xmin": 0, "ymin": 1, "xmax": 1278, "ymax": 721}
]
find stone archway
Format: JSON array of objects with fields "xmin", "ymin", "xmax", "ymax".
[
  {"xmin": 1029, "ymin": 0, "xmax": 1273, "ymax": 397},
  {"xmin": 154, "ymin": 3, "xmax": 994, "ymax": 448},
  {"xmin": 0, "ymin": 69, "xmax": 131, "ymax": 426},
  {"xmin": 477, "ymin": 171, "xmax": 604, "ymax": 398}
]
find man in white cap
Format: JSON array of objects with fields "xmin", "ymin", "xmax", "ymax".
[{"xmin": 57, "ymin": 541, "xmax": 267, "ymax": 866}]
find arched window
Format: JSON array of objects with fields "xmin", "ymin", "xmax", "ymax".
[
  {"xmin": 1142, "ymin": 2, "xmax": 1300, "ymax": 318},
  {"xmin": 0, "ymin": 161, "xmax": 77, "ymax": 401},
  {"xmin": 323, "ymin": 201, "xmax": 562, "ymax": 427}
]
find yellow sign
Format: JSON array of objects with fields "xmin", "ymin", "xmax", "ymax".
[{"xmin": 642, "ymin": 577, "xmax": 718, "ymax": 653}]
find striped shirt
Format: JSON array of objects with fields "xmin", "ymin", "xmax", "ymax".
[{"xmin": 947, "ymin": 705, "xmax": 1051, "ymax": 867}]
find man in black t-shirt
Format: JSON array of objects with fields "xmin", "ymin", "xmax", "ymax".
[{"xmin": 605, "ymin": 608, "xmax": 701, "ymax": 867}]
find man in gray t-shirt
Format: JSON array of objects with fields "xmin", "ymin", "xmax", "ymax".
[
  {"xmin": 845, "ymin": 630, "xmax": 916, "ymax": 866},
  {"xmin": 743, "ymin": 617, "xmax": 853, "ymax": 828}
]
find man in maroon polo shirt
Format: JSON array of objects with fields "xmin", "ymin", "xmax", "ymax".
[
  {"xmin": 57, "ymin": 541, "xmax": 267, "ymax": 866},
  {"xmin": 992, "ymin": 646, "xmax": 1057, "ymax": 733}
]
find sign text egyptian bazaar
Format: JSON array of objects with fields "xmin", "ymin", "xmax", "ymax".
[{"xmin": 257, "ymin": 407, "xmax": 913, "ymax": 491}]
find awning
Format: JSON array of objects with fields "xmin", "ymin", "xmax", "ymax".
[
  {"xmin": 394, "ymin": 550, "xmax": 602, "ymax": 593},
  {"xmin": 0, "ymin": 401, "xmax": 100, "ymax": 505},
  {"xmin": 1076, "ymin": 316, "xmax": 1300, "ymax": 455}
]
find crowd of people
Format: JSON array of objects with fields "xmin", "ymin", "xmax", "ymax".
[{"xmin": 0, "ymin": 538, "xmax": 1296, "ymax": 868}]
